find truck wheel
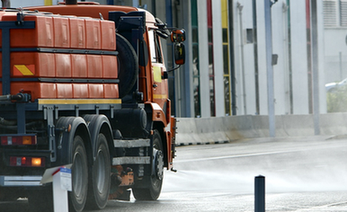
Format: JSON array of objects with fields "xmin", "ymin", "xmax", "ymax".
[
  {"xmin": 116, "ymin": 33, "xmax": 138, "ymax": 98},
  {"xmin": 69, "ymin": 135, "xmax": 88, "ymax": 212},
  {"xmin": 133, "ymin": 130, "xmax": 164, "ymax": 200},
  {"xmin": 86, "ymin": 133, "xmax": 111, "ymax": 210}
]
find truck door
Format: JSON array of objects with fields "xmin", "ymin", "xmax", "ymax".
[{"xmin": 148, "ymin": 30, "xmax": 168, "ymax": 111}]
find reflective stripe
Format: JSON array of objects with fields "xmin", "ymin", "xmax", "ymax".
[
  {"xmin": 0, "ymin": 176, "xmax": 42, "ymax": 186},
  {"xmin": 13, "ymin": 65, "xmax": 35, "ymax": 76},
  {"xmin": 38, "ymin": 99, "xmax": 121, "ymax": 105},
  {"xmin": 153, "ymin": 94, "xmax": 167, "ymax": 99},
  {"xmin": 44, "ymin": 0, "xmax": 53, "ymax": 5}
]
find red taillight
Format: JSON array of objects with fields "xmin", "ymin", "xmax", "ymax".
[
  {"xmin": 1, "ymin": 135, "xmax": 37, "ymax": 145},
  {"xmin": 10, "ymin": 156, "xmax": 45, "ymax": 167}
]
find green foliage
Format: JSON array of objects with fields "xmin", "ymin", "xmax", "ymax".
[{"xmin": 327, "ymin": 86, "xmax": 347, "ymax": 112}]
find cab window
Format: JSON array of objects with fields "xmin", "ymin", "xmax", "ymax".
[{"xmin": 148, "ymin": 30, "xmax": 163, "ymax": 64}]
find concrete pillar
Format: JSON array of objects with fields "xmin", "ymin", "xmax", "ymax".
[
  {"xmin": 178, "ymin": 0, "xmax": 194, "ymax": 117},
  {"xmin": 316, "ymin": 0, "xmax": 327, "ymax": 114},
  {"xmin": 233, "ymin": 1, "xmax": 244, "ymax": 115},
  {"xmin": 198, "ymin": 0, "xmax": 211, "ymax": 117},
  {"xmin": 291, "ymin": 1, "xmax": 309, "ymax": 114},
  {"xmin": 271, "ymin": 2, "xmax": 286, "ymax": 115},
  {"xmin": 212, "ymin": 0, "xmax": 225, "ymax": 117},
  {"xmin": 256, "ymin": 0, "xmax": 269, "ymax": 115}
]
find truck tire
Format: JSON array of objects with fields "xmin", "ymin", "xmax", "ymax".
[
  {"xmin": 69, "ymin": 135, "xmax": 88, "ymax": 212},
  {"xmin": 132, "ymin": 129, "xmax": 164, "ymax": 200},
  {"xmin": 116, "ymin": 33, "xmax": 138, "ymax": 98},
  {"xmin": 86, "ymin": 133, "xmax": 111, "ymax": 210}
]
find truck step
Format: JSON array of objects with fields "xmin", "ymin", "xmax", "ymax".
[
  {"xmin": 113, "ymin": 139, "xmax": 150, "ymax": 148},
  {"xmin": 112, "ymin": 156, "xmax": 150, "ymax": 165},
  {"xmin": 0, "ymin": 176, "xmax": 42, "ymax": 186}
]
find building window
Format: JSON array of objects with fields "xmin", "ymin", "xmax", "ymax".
[
  {"xmin": 323, "ymin": 0, "xmax": 347, "ymax": 27},
  {"xmin": 323, "ymin": 0, "xmax": 338, "ymax": 26},
  {"xmin": 341, "ymin": 0, "xmax": 347, "ymax": 26}
]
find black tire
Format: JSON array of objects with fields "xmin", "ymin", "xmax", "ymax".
[
  {"xmin": 69, "ymin": 135, "xmax": 88, "ymax": 212},
  {"xmin": 132, "ymin": 129, "xmax": 164, "ymax": 200},
  {"xmin": 86, "ymin": 133, "xmax": 111, "ymax": 210},
  {"xmin": 116, "ymin": 33, "xmax": 138, "ymax": 98}
]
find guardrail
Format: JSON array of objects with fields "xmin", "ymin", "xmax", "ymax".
[{"xmin": 175, "ymin": 113, "xmax": 347, "ymax": 146}]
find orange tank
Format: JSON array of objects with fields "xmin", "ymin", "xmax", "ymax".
[
  {"xmin": 0, "ymin": 10, "xmax": 118, "ymax": 101},
  {"xmin": 1, "ymin": 12, "xmax": 54, "ymax": 48},
  {"xmin": 70, "ymin": 17, "xmax": 86, "ymax": 49}
]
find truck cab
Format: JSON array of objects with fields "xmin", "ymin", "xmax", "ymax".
[{"xmin": 0, "ymin": 1, "xmax": 185, "ymax": 211}]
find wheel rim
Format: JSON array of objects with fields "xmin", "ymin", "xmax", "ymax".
[
  {"xmin": 152, "ymin": 137, "xmax": 164, "ymax": 189},
  {"xmin": 132, "ymin": 130, "xmax": 163, "ymax": 200},
  {"xmin": 96, "ymin": 149, "xmax": 106, "ymax": 194},
  {"xmin": 153, "ymin": 149, "xmax": 164, "ymax": 181},
  {"xmin": 73, "ymin": 150, "xmax": 84, "ymax": 200}
]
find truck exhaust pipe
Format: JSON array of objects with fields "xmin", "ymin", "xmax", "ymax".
[{"xmin": 65, "ymin": 0, "xmax": 77, "ymax": 5}]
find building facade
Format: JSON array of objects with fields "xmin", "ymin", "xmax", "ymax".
[
  {"xmin": 9, "ymin": 0, "xmax": 332, "ymax": 118},
  {"xmin": 167, "ymin": 0, "xmax": 327, "ymax": 117}
]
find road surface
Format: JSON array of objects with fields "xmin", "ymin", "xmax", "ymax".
[{"xmin": 1, "ymin": 135, "xmax": 347, "ymax": 211}]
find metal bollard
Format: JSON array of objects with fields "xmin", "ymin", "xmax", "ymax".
[
  {"xmin": 41, "ymin": 165, "xmax": 72, "ymax": 212},
  {"xmin": 255, "ymin": 175, "xmax": 265, "ymax": 212}
]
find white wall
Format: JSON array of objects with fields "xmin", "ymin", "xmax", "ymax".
[
  {"xmin": 235, "ymin": 0, "xmax": 326, "ymax": 115},
  {"xmin": 290, "ymin": 1, "xmax": 309, "ymax": 115},
  {"xmin": 271, "ymin": 1, "xmax": 288, "ymax": 115},
  {"xmin": 242, "ymin": 0, "xmax": 256, "ymax": 115},
  {"xmin": 233, "ymin": 0, "xmax": 257, "ymax": 115}
]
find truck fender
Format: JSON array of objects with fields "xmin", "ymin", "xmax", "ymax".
[
  {"xmin": 147, "ymin": 103, "xmax": 169, "ymax": 167},
  {"xmin": 56, "ymin": 117, "xmax": 92, "ymax": 165},
  {"xmin": 83, "ymin": 114, "xmax": 113, "ymax": 161},
  {"xmin": 147, "ymin": 102, "xmax": 167, "ymax": 126}
]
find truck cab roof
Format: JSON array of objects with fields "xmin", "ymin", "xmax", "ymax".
[{"xmin": 25, "ymin": 4, "xmax": 156, "ymax": 27}]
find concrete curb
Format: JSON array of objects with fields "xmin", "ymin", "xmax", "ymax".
[{"xmin": 175, "ymin": 113, "xmax": 347, "ymax": 146}]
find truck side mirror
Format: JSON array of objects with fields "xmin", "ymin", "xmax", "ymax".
[
  {"xmin": 170, "ymin": 29, "xmax": 185, "ymax": 43},
  {"xmin": 174, "ymin": 43, "xmax": 185, "ymax": 65}
]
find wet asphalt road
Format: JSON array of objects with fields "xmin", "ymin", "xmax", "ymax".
[{"xmin": 1, "ymin": 135, "xmax": 347, "ymax": 211}]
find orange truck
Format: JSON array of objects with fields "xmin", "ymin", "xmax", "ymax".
[{"xmin": 0, "ymin": 1, "xmax": 185, "ymax": 211}]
